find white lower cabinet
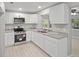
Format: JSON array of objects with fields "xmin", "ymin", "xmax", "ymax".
[
  {"xmin": 45, "ymin": 37, "xmax": 57, "ymax": 56},
  {"xmin": 4, "ymin": 31, "xmax": 67, "ymax": 56},
  {"xmin": 36, "ymin": 33, "xmax": 45, "ymax": 50},
  {"xmin": 26, "ymin": 31, "xmax": 32, "ymax": 42},
  {"xmin": 31, "ymin": 31, "xmax": 68, "ymax": 57},
  {"xmin": 31, "ymin": 32, "xmax": 40, "ymax": 46},
  {"xmin": 5, "ymin": 32, "xmax": 14, "ymax": 47}
]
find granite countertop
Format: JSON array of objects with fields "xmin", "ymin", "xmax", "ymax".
[{"xmin": 35, "ymin": 30, "xmax": 68, "ymax": 39}]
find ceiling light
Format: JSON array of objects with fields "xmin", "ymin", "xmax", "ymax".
[
  {"xmin": 38, "ymin": 6, "xmax": 42, "ymax": 8},
  {"xmin": 19, "ymin": 8, "xmax": 22, "ymax": 11}
]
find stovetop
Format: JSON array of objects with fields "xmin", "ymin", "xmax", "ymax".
[{"xmin": 14, "ymin": 31, "xmax": 26, "ymax": 35}]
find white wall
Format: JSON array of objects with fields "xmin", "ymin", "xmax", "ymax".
[
  {"xmin": 0, "ymin": 14, "xmax": 5, "ymax": 56},
  {"xmin": 0, "ymin": 2, "xmax": 5, "ymax": 57}
]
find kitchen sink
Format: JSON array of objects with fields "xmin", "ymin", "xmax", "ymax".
[
  {"xmin": 41, "ymin": 31, "xmax": 67, "ymax": 39},
  {"xmin": 37, "ymin": 31, "xmax": 47, "ymax": 33},
  {"xmin": 37, "ymin": 29, "xmax": 67, "ymax": 39}
]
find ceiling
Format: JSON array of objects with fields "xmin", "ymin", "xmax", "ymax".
[
  {"xmin": 4, "ymin": 2, "xmax": 58, "ymax": 13},
  {"xmin": 67, "ymin": 2, "xmax": 79, "ymax": 8},
  {"xmin": 5, "ymin": 2, "xmax": 79, "ymax": 13}
]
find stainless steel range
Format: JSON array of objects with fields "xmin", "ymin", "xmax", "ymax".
[{"xmin": 14, "ymin": 26, "xmax": 26, "ymax": 45}]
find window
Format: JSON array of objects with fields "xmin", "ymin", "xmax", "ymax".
[
  {"xmin": 41, "ymin": 15, "xmax": 51, "ymax": 29},
  {"xmin": 72, "ymin": 19, "xmax": 79, "ymax": 29}
]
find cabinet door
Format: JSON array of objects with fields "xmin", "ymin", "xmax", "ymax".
[
  {"xmin": 5, "ymin": 33, "xmax": 8, "ymax": 46},
  {"xmin": 45, "ymin": 37, "xmax": 57, "ymax": 56},
  {"xmin": 5, "ymin": 13, "xmax": 14, "ymax": 24},
  {"xmin": 26, "ymin": 31, "xmax": 31, "ymax": 42},
  {"xmin": 31, "ymin": 32, "xmax": 37, "ymax": 42},
  {"xmin": 31, "ymin": 32, "xmax": 39, "ymax": 45},
  {"xmin": 4, "ymin": 13, "xmax": 9, "ymax": 24},
  {"xmin": 49, "ymin": 3, "xmax": 69, "ymax": 24},
  {"xmin": 24, "ymin": 14, "xmax": 30, "ymax": 23},
  {"xmin": 56, "ymin": 38, "xmax": 67, "ymax": 57},
  {"xmin": 37, "ymin": 33, "xmax": 45, "ymax": 50},
  {"xmin": 29, "ymin": 14, "xmax": 38, "ymax": 23},
  {"xmin": 5, "ymin": 32, "xmax": 14, "ymax": 47},
  {"xmin": 31, "ymin": 32, "xmax": 45, "ymax": 52}
]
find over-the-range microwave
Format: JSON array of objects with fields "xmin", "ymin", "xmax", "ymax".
[{"xmin": 14, "ymin": 18, "xmax": 25, "ymax": 23}]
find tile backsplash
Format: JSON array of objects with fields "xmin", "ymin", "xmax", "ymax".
[{"xmin": 5, "ymin": 24, "xmax": 37, "ymax": 31}]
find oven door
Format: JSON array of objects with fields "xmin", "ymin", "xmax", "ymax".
[{"xmin": 15, "ymin": 34, "xmax": 26, "ymax": 43}]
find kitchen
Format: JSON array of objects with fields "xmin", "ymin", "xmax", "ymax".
[{"xmin": 0, "ymin": 2, "xmax": 78, "ymax": 57}]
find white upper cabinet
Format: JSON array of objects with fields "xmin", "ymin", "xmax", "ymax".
[
  {"xmin": 5, "ymin": 12, "xmax": 17, "ymax": 24},
  {"xmin": 5, "ymin": 12, "xmax": 14, "ymax": 24},
  {"xmin": 49, "ymin": 3, "xmax": 69, "ymax": 24},
  {"xmin": 5, "ymin": 12, "xmax": 38, "ymax": 24},
  {"xmin": 5, "ymin": 12, "xmax": 30, "ymax": 24},
  {"xmin": 25, "ymin": 14, "xmax": 30, "ymax": 23},
  {"xmin": 29, "ymin": 14, "xmax": 38, "ymax": 24},
  {"xmin": 0, "ymin": 2, "xmax": 5, "ymax": 16}
]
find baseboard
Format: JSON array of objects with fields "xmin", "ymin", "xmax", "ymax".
[
  {"xmin": 5, "ymin": 44, "xmax": 14, "ymax": 48},
  {"xmin": 5, "ymin": 41, "xmax": 31, "ymax": 48}
]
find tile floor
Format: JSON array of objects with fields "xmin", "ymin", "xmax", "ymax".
[
  {"xmin": 72, "ymin": 38, "xmax": 79, "ymax": 57},
  {"xmin": 5, "ymin": 42, "xmax": 49, "ymax": 57}
]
